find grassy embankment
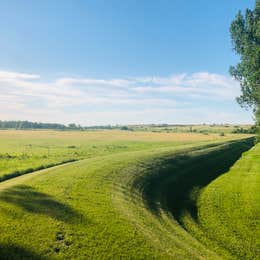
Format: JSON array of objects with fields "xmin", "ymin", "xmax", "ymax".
[
  {"xmin": 0, "ymin": 130, "xmax": 257, "ymax": 259},
  {"xmin": 0, "ymin": 129, "xmax": 247, "ymax": 181},
  {"xmin": 123, "ymin": 137, "xmax": 258, "ymax": 259}
]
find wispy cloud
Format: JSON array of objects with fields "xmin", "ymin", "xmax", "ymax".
[
  {"xmin": 0, "ymin": 70, "xmax": 40, "ymax": 80},
  {"xmin": 132, "ymin": 72, "xmax": 240, "ymax": 99},
  {"xmin": 0, "ymin": 69, "xmax": 252, "ymax": 125}
]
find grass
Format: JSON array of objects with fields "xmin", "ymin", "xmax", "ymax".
[
  {"xmin": 193, "ymin": 142, "xmax": 260, "ymax": 259},
  {"xmin": 122, "ymin": 137, "xmax": 257, "ymax": 259},
  {"xmin": 0, "ymin": 129, "xmax": 248, "ymax": 179},
  {"xmin": 0, "ymin": 130, "xmax": 258, "ymax": 259}
]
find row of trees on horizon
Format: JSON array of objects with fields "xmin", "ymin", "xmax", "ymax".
[{"xmin": 0, "ymin": 121, "xmax": 81, "ymax": 130}]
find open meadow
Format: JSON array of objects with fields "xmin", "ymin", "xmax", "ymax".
[
  {"xmin": 1, "ymin": 0, "xmax": 259, "ymax": 259},
  {"xmin": 0, "ymin": 130, "xmax": 258, "ymax": 259},
  {"xmin": 0, "ymin": 129, "xmax": 249, "ymax": 181}
]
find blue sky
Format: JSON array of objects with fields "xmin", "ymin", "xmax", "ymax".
[{"xmin": 0, "ymin": 0, "xmax": 256, "ymax": 125}]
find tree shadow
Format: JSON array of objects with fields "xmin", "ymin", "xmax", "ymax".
[
  {"xmin": 0, "ymin": 243, "xmax": 46, "ymax": 260},
  {"xmin": 0, "ymin": 185, "xmax": 84, "ymax": 223},
  {"xmin": 135, "ymin": 138, "xmax": 254, "ymax": 224}
]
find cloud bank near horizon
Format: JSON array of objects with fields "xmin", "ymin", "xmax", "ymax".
[{"xmin": 0, "ymin": 69, "xmax": 253, "ymax": 125}]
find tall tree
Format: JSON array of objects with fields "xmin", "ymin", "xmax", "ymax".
[
  {"xmin": 230, "ymin": 0, "xmax": 260, "ymax": 140},
  {"xmin": 230, "ymin": 0, "xmax": 260, "ymax": 118}
]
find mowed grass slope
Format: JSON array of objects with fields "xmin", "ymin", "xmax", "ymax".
[
  {"xmin": 194, "ymin": 142, "xmax": 260, "ymax": 259},
  {"xmin": 0, "ymin": 129, "xmax": 242, "ymax": 180},
  {"xmin": 0, "ymin": 130, "xmax": 257, "ymax": 259},
  {"xmin": 0, "ymin": 141, "xmax": 221, "ymax": 259},
  {"xmin": 115, "ymin": 137, "xmax": 257, "ymax": 259}
]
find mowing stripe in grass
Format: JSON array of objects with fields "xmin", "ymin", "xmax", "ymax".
[
  {"xmin": 0, "ymin": 138, "xmax": 242, "ymax": 184},
  {"xmin": 113, "ymin": 137, "xmax": 255, "ymax": 259},
  {"xmin": 0, "ymin": 137, "xmax": 256, "ymax": 259}
]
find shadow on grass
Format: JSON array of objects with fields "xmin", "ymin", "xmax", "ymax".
[
  {"xmin": 0, "ymin": 243, "xmax": 46, "ymax": 260},
  {"xmin": 134, "ymin": 138, "xmax": 254, "ymax": 224},
  {"xmin": 0, "ymin": 158, "xmax": 77, "ymax": 183},
  {"xmin": 0, "ymin": 185, "xmax": 83, "ymax": 223}
]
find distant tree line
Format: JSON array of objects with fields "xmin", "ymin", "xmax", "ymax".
[
  {"xmin": 232, "ymin": 126, "xmax": 256, "ymax": 134},
  {"xmin": 84, "ymin": 125, "xmax": 118, "ymax": 130},
  {"xmin": 0, "ymin": 120, "xmax": 126, "ymax": 130},
  {"xmin": 0, "ymin": 121, "xmax": 256, "ymax": 134},
  {"xmin": 0, "ymin": 121, "xmax": 81, "ymax": 130}
]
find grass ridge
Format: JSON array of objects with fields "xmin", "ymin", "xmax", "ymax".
[
  {"xmin": 0, "ymin": 134, "xmax": 257, "ymax": 259},
  {"xmin": 113, "ymin": 137, "xmax": 255, "ymax": 259}
]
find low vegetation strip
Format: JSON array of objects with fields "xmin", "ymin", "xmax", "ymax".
[{"xmin": 0, "ymin": 136, "xmax": 256, "ymax": 259}]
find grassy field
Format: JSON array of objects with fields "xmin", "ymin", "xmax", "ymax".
[
  {"xmin": 0, "ymin": 129, "xmax": 248, "ymax": 181},
  {"xmin": 0, "ymin": 130, "xmax": 258, "ymax": 259}
]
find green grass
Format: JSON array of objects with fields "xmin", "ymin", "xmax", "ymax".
[
  {"xmin": 0, "ymin": 130, "xmax": 258, "ymax": 259},
  {"xmin": 125, "ymin": 137, "xmax": 257, "ymax": 259},
  {"xmin": 193, "ymin": 142, "xmax": 260, "ymax": 259},
  {"xmin": 0, "ymin": 129, "xmax": 248, "ymax": 180}
]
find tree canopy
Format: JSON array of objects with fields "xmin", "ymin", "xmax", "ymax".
[
  {"xmin": 230, "ymin": 0, "xmax": 260, "ymax": 110},
  {"xmin": 230, "ymin": 0, "xmax": 260, "ymax": 141}
]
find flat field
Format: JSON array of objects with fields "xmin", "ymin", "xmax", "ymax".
[
  {"xmin": 0, "ymin": 129, "xmax": 248, "ymax": 180},
  {"xmin": 0, "ymin": 130, "xmax": 258, "ymax": 259}
]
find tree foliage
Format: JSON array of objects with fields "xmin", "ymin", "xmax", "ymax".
[
  {"xmin": 230, "ymin": 0, "xmax": 260, "ymax": 109},
  {"xmin": 230, "ymin": 1, "xmax": 260, "ymax": 141},
  {"xmin": 0, "ymin": 120, "xmax": 81, "ymax": 130}
]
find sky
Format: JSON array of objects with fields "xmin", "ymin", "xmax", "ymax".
[{"xmin": 0, "ymin": 0, "xmax": 256, "ymax": 125}]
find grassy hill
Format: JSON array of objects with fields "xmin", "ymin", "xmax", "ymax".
[{"xmin": 0, "ymin": 130, "xmax": 258, "ymax": 259}]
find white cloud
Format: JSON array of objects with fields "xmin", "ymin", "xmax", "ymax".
[
  {"xmin": 0, "ymin": 70, "xmax": 40, "ymax": 80},
  {"xmin": 0, "ymin": 69, "xmax": 252, "ymax": 125},
  {"xmin": 133, "ymin": 72, "xmax": 241, "ymax": 99},
  {"xmin": 56, "ymin": 77, "xmax": 132, "ymax": 87}
]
